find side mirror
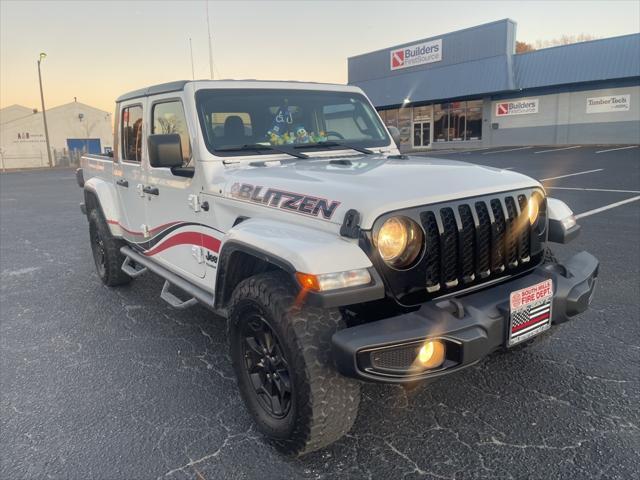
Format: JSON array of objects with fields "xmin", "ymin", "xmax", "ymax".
[
  {"xmin": 148, "ymin": 134, "xmax": 183, "ymax": 168},
  {"xmin": 387, "ymin": 125, "xmax": 401, "ymax": 147}
]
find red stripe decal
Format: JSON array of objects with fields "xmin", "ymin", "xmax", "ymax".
[
  {"xmin": 512, "ymin": 313, "xmax": 550, "ymax": 333},
  {"xmin": 144, "ymin": 232, "xmax": 221, "ymax": 257}
]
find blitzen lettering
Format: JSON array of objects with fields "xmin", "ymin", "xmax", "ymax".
[{"xmin": 230, "ymin": 183, "xmax": 340, "ymax": 220}]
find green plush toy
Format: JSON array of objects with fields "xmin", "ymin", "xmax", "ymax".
[{"xmin": 311, "ymin": 130, "xmax": 328, "ymax": 143}]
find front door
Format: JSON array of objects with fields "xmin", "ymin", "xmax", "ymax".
[
  {"xmin": 413, "ymin": 122, "xmax": 431, "ymax": 148},
  {"xmin": 143, "ymin": 98, "xmax": 208, "ymax": 280}
]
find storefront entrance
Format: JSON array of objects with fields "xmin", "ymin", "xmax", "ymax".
[{"xmin": 413, "ymin": 122, "xmax": 431, "ymax": 148}]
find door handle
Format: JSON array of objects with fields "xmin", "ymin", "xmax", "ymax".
[
  {"xmin": 116, "ymin": 179, "xmax": 129, "ymax": 188},
  {"xmin": 143, "ymin": 186, "xmax": 159, "ymax": 196}
]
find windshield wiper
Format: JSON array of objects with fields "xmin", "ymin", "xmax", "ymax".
[
  {"xmin": 293, "ymin": 141, "xmax": 374, "ymax": 155},
  {"xmin": 215, "ymin": 143, "xmax": 308, "ymax": 159}
]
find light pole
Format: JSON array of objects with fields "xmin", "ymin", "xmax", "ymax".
[
  {"xmin": 37, "ymin": 52, "xmax": 53, "ymax": 168},
  {"xmin": 206, "ymin": 1, "xmax": 214, "ymax": 79}
]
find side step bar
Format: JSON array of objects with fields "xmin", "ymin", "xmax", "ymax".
[
  {"xmin": 160, "ymin": 280, "xmax": 198, "ymax": 309},
  {"xmin": 120, "ymin": 246, "xmax": 215, "ymax": 310},
  {"xmin": 121, "ymin": 256, "xmax": 148, "ymax": 277}
]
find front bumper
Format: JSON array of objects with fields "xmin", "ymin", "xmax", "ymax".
[{"xmin": 332, "ymin": 251, "xmax": 599, "ymax": 383}]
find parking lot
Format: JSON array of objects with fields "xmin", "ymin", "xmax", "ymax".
[{"xmin": 1, "ymin": 144, "xmax": 638, "ymax": 479}]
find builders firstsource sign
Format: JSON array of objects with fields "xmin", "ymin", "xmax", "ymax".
[
  {"xmin": 390, "ymin": 39, "xmax": 442, "ymax": 70},
  {"xmin": 495, "ymin": 99, "xmax": 539, "ymax": 117}
]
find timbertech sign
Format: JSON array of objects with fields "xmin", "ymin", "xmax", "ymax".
[
  {"xmin": 495, "ymin": 99, "xmax": 539, "ymax": 117},
  {"xmin": 586, "ymin": 94, "xmax": 630, "ymax": 113},
  {"xmin": 390, "ymin": 39, "xmax": 442, "ymax": 70}
]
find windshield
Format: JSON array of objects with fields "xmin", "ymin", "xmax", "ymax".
[{"xmin": 195, "ymin": 89, "xmax": 390, "ymax": 156}]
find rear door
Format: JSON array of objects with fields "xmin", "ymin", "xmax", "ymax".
[
  {"xmin": 142, "ymin": 96, "xmax": 210, "ymax": 280},
  {"xmin": 112, "ymin": 101, "xmax": 148, "ymax": 246}
]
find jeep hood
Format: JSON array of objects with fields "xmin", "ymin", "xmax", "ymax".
[{"xmin": 223, "ymin": 154, "xmax": 541, "ymax": 229}]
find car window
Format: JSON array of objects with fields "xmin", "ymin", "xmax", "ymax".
[
  {"xmin": 195, "ymin": 89, "xmax": 390, "ymax": 155},
  {"xmin": 121, "ymin": 105, "xmax": 143, "ymax": 162},
  {"xmin": 323, "ymin": 103, "xmax": 370, "ymax": 139},
  {"xmin": 152, "ymin": 101, "xmax": 191, "ymax": 167}
]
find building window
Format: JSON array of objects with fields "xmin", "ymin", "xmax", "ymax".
[
  {"xmin": 432, "ymin": 100, "xmax": 482, "ymax": 142},
  {"xmin": 121, "ymin": 105, "xmax": 143, "ymax": 162},
  {"xmin": 449, "ymin": 101, "xmax": 465, "ymax": 141},
  {"xmin": 385, "ymin": 109, "xmax": 398, "ymax": 129},
  {"xmin": 398, "ymin": 107, "xmax": 412, "ymax": 146},
  {"xmin": 152, "ymin": 101, "xmax": 191, "ymax": 166},
  {"xmin": 466, "ymin": 100, "xmax": 482, "ymax": 140},
  {"xmin": 433, "ymin": 104, "xmax": 449, "ymax": 142}
]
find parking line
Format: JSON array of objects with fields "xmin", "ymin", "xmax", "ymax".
[
  {"xmin": 481, "ymin": 146, "xmax": 532, "ymax": 155},
  {"xmin": 575, "ymin": 196, "xmax": 640, "ymax": 219},
  {"xmin": 595, "ymin": 145, "xmax": 639, "ymax": 154},
  {"xmin": 547, "ymin": 187, "xmax": 640, "ymax": 194},
  {"xmin": 502, "ymin": 167, "xmax": 515, "ymax": 170},
  {"xmin": 425, "ymin": 150, "xmax": 456, "ymax": 155},
  {"xmin": 534, "ymin": 145, "xmax": 582, "ymax": 154},
  {"xmin": 432, "ymin": 148, "xmax": 492, "ymax": 155},
  {"xmin": 540, "ymin": 169, "xmax": 603, "ymax": 181}
]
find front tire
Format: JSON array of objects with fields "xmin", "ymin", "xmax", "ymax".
[
  {"xmin": 88, "ymin": 209, "xmax": 132, "ymax": 287},
  {"xmin": 228, "ymin": 271, "xmax": 361, "ymax": 455}
]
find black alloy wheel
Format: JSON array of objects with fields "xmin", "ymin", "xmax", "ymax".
[
  {"xmin": 241, "ymin": 313, "xmax": 292, "ymax": 419},
  {"xmin": 91, "ymin": 223, "xmax": 107, "ymax": 278}
]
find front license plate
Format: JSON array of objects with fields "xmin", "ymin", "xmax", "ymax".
[{"xmin": 508, "ymin": 279, "xmax": 553, "ymax": 347}]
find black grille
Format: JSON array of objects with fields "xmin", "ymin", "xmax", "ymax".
[
  {"xmin": 420, "ymin": 196, "xmax": 533, "ymax": 293},
  {"xmin": 420, "ymin": 212, "xmax": 441, "ymax": 291},
  {"xmin": 458, "ymin": 205, "xmax": 475, "ymax": 282},
  {"xmin": 366, "ymin": 189, "xmax": 545, "ymax": 306}
]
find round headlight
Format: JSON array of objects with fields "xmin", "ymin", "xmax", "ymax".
[
  {"xmin": 374, "ymin": 216, "xmax": 423, "ymax": 268},
  {"xmin": 528, "ymin": 191, "xmax": 546, "ymax": 227}
]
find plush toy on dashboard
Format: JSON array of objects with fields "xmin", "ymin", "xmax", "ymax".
[
  {"xmin": 268, "ymin": 131, "xmax": 284, "ymax": 145},
  {"xmin": 294, "ymin": 126, "xmax": 310, "ymax": 144},
  {"xmin": 311, "ymin": 131, "xmax": 328, "ymax": 143},
  {"xmin": 283, "ymin": 132, "xmax": 295, "ymax": 144}
]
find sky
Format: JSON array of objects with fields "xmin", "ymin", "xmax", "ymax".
[{"xmin": 1, "ymin": 0, "xmax": 639, "ymax": 114}]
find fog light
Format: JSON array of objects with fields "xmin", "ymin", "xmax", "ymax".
[{"xmin": 416, "ymin": 340, "xmax": 446, "ymax": 369}]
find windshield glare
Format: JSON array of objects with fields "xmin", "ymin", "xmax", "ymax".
[{"xmin": 195, "ymin": 89, "xmax": 390, "ymax": 155}]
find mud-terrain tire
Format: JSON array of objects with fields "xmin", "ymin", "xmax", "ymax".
[
  {"xmin": 88, "ymin": 209, "xmax": 132, "ymax": 287},
  {"xmin": 228, "ymin": 271, "xmax": 361, "ymax": 456}
]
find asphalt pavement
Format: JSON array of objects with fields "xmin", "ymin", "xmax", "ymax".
[{"xmin": 1, "ymin": 144, "xmax": 639, "ymax": 479}]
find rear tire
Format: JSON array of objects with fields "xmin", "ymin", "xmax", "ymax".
[
  {"xmin": 88, "ymin": 209, "xmax": 132, "ymax": 287},
  {"xmin": 228, "ymin": 271, "xmax": 361, "ymax": 456}
]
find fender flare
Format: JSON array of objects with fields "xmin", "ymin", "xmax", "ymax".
[
  {"xmin": 547, "ymin": 197, "xmax": 580, "ymax": 244},
  {"xmin": 83, "ymin": 177, "xmax": 124, "ymax": 237},
  {"xmin": 214, "ymin": 218, "xmax": 383, "ymax": 309}
]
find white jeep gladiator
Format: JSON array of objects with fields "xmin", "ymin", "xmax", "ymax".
[{"xmin": 77, "ymin": 80, "xmax": 598, "ymax": 455}]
